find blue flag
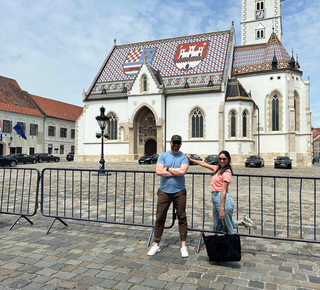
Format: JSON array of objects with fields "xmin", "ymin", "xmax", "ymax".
[{"xmin": 13, "ymin": 123, "xmax": 27, "ymax": 140}]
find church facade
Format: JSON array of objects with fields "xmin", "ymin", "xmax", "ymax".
[{"xmin": 77, "ymin": 0, "xmax": 312, "ymax": 166}]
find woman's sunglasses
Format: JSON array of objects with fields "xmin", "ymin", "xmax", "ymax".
[{"xmin": 218, "ymin": 158, "xmax": 227, "ymax": 161}]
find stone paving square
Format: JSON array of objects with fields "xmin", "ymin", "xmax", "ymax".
[{"xmin": 1, "ymin": 161, "xmax": 320, "ymax": 289}]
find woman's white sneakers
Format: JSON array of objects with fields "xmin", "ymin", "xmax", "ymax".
[{"xmin": 241, "ymin": 216, "xmax": 257, "ymax": 230}]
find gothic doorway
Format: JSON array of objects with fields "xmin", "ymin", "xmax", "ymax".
[
  {"xmin": 132, "ymin": 106, "xmax": 158, "ymax": 158},
  {"xmin": 145, "ymin": 139, "xmax": 157, "ymax": 155}
]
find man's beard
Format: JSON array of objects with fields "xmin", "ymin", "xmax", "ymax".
[{"xmin": 171, "ymin": 144, "xmax": 180, "ymax": 152}]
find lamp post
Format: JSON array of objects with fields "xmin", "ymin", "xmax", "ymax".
[
  {"xmin": 96, "ymin": 106, "xmax": 109, "ymax": 172},
  {"xmin": 254, "ymin": 103, "xmax": 260, "ymax": 156}
]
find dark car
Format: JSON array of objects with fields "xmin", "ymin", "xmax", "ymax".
[
  {"xmin": 312, "ymin": 157, "xmax": 319, "ymax": 164},
  {"xmin": 245, "ymin": 155, "xmax": 265, "ymax": 168},
  {"xmin": 204, "ymin": 154, "xmax": 219, "ymax": 165},
  {"xmin": 188, "ymin": 154, "xmax": 202, "ymax": 165},
  {"xmin": 6, "ymin": 153, "xmax": 37, "ymax": 164},
  {"xmin": 0, "ymin": 156, "xmax": 18, "ymax": 167},
  {"xmin": 32, "ymin": 153, "xmax": 60, "ymax": 163},
  {"xmin": 274, "ymin": 156, "xmax": 292, "ymax": 169},
  {"xmin": 66, "ymin": 152, "xmax": 74, "ymax": 161},
  {"xmin": 138, "ymin": 154, "xmax": 159, "ymax": 164}
]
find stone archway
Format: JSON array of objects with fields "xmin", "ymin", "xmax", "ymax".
[{"xmin": 132, "ymin": 106, "xmax": 157, "ymax": 158}]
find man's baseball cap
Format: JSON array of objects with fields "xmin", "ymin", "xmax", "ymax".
[{"xmin": 171, "ymin": 135, "xmax": 182, "ymax": 142}]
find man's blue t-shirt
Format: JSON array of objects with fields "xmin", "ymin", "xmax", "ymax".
[{"xmin": 157, "ymin": 151, "xmax": 189, "ymax": 194}]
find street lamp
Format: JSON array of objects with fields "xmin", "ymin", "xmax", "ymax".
[{"xmin": 96, "ymin": 106, "xmax": 109, "ymax": 172}]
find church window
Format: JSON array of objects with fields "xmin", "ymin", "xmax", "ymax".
[
  {"xmin": 272, "ymin": 95, "xmax": 279, "ymax": 131},
  {"xmin": 242, "ymin": 111, "xmax": 248, "ymax": 137},
  {"xmin": 142, "ymin": 75, "xmax": 147, "ymax": 92},
  {"xmin": 230, "ymin": 110, "xmax": 236, "ymax": 137},
  {"xmin": 191, "ymin": 108, "xmax": 203, "ymax": 138},
  {"xmin": 256, "ymin": 1, "xmax": 264, "ymax": 10},
  {"xmin": 294, "ymin": 91, "xmax": 300, "ymax": 132},
  {"xmin": 256, "ymin": 29, "xmax": 265, "ymax": 39},
  {"xmin": 107, "ymin": 112, "xmax": 118, "ymax": 140}
]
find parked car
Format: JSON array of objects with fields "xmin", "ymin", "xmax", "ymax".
[
  {"xmin": 274, "ymin": 156, "xmax": 292, "ymax": 169},
  {"xmin": 32, "ymin": 153, "xmax": 60, "ymax": 163},
  {"xmin": 138, "ymin": 154, "xmax": 159, "ymax": 164},
  {"xmin": 188, "ymin": 154, "xmax": 202, "ymax": 165},
  {"xmin": 245, "ymin": 155, "xmax": 265, "ymax": 168},
  {"xmin": 312, "ymin": 157, "xmax": 319, "ymax": 164},
  {"xmin": 204, "ymin": 154, "xmax": 219, "ymax": 165},
  {"xmin": 0, "ymin": 156, "xmax": 18, "ymax": 167},
  {"xmin": 6, "ymin": 153, "xmax": 37, "ymax": 164},
  {"xmin": 66, "ymin": 152, "xmax": 74, "ymax": 161}
]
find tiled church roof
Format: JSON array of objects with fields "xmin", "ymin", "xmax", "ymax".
[
  {"xmin": 88, "ymin": 30, "xmax": 231, "ymax": 97},
  {"xmin": 232, "ymin": 33, "xmax": 298, "ymax": 75},
  {"xmin": 226, "ymin": 78, "xmax": 252, "ymax": 101},
  {"xmin": 0, "ymin": 75, "xmax": 43, "ymax": 117}
]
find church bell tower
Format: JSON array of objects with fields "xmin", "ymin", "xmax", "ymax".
[{"xmin": 241, "ymin": 0, "xmax": 285, "ymax": 45}]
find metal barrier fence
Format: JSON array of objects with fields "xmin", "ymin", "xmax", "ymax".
[
  {"xmin": 40, "ymin": 168, "xmax": 320, "ymax": 249},
  {"xmin": 0, "ymin": 167, "xmax": 40, "ymax": 230},
  {"xmin": 40, "ymin": 168, "xmax": 175, "ymax": 240}
]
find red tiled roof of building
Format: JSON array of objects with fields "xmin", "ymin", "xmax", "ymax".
[
  {"xmin": 30, "ymin": 94, "xmax": 82, "ymax": 122},
  {"xmin": 0, "ymin": 75, "xmax": 43, "ymax": 117}
]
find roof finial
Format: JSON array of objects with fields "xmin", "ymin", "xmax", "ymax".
[
  {"xmin": 232, "ymin": 20, "xmax": 234, "ymax": 27},
  {"xmin": 114, "ymin": 38, "xmax": 117, "ymax": 45}
]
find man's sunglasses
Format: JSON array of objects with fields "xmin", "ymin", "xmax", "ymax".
[
  {"xmin": 172, "ymin": 141, "xmax": 181, "ymax": 145},
  {"xmin": 218, "ymin": 158, "xmax": 227, "ymax": 161}
]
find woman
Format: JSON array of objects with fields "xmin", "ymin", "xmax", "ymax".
[{"xmin": 185, "ymin": 150, "xmax": 257, "ymax": 234}]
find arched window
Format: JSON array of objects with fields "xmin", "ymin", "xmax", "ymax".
[
  {"xmin": 243, "ymin": 111, "xmax": 248, "ymax": 137},
  {"xmin": 257, "ymin": 31, "xmax": 260, "ymax": 38},
  {"xmin": 191, "ymin": 108, "xmax": 203, "ymax": 138},
  {"xmin": 294, "ymin": 91, "xmax": 300, "ymax": 132},
  {"xmin": 107, "ymin": 112, "xmax": 118, "ymax": 140},
  {"xmin": 231, "ymin": 110, "xmax": 236, "ymax": 137},
  {"xmin": 142, "ymin": 75, "xmax": 147, "ymax": 92},
  {"xmin": 272, "ymin": 95, "xmax": 279, "ymax": 131}
]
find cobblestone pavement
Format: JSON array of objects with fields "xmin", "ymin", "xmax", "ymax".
[{"xmin": 1, "ymin": 161, "xmax": 320, "ymax": 289}]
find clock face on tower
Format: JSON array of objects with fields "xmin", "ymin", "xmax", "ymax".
[{"xmin": 256, "ymin": 10, "xmax": 265, "ymax": 19}]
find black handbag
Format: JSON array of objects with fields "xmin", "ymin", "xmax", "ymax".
[{"xmin": 203, "ymin": 232, "xmax": 241, "ymax": 262}]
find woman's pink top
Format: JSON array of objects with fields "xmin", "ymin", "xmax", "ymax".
[{"xmin": 211, "ymin": 165, "xmax": 232, "ymax": 192}]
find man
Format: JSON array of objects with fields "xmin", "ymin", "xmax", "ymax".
[{"xmin": 147, "ymin": 134, "xmax": 189, "ymax": 257}]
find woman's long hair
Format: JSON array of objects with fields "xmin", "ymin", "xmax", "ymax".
[{"xmin": 212, "ymin": 150, "xmax": 233, "ymax": 176}]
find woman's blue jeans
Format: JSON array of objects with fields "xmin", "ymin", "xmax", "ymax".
[{"xmin": 211, "ymin": 191, "xmax": 238, "ymax": 234}]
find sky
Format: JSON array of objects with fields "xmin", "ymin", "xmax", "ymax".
[{"xmin": 1, "ymin": 0, "xmax": 320, "ymax": 126}]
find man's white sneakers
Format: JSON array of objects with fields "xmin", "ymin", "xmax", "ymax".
[
  {"xmin": 148, "ymin": 245, "xmax": 188, "ymax": 257},
  {"xmin": 147, "ymin": 245, "xmax": 161, "ymax": 256},
  {"xmin": 180, "ymin": 246, "xmax": 189, "ymax": 258}
]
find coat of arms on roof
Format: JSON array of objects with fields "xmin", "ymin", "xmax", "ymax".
[
  {"xmin": 123, "ymin": 47, "xmax": 157, "ymax": 76},
  {"xmin": 174, "ymin": 41, "xmax": 208, "ymax": 71}
]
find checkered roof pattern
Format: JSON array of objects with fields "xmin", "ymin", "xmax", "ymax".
[
  {"xmin": 233, "ymin": 33, "xmax": 293, "ymax": 74},
  {"xmin": 97, "ymin": 31, "xmax": 230, "ymax": 84}
]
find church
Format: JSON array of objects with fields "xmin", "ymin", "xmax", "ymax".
[{"xmin": 77, "ymin": 0, "xmax": 312, "ymax": 166}]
